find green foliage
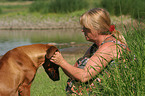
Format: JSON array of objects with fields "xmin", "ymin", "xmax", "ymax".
[
  {"xmin": 31, "ymin": 67, "xmax": 68, "ymax": 96},
  {"xmin": 0, "ymin": 1, "xmax": 144, "ymax": 95},
  {"xmin": 31, "ymin": 55, "xmax": 81, "ymax": 96},
  {"xmin": 29, "ymin": 1, "xmax": 46, "ymax": 12},
  {"xmin": 92, "ymin": 25, "xmax": 145, "ymax": 95},
  {"xmin": 101, "ymin": 0, "xmax": 145, "ymax": 19},
  {"xmin": 30, "ymin": 26, "xmax": 145, "ymax": 95},
  {"xmin": 0, "ymin": 0, "xmax": 34, "ymax": 1},
  {"xmin": 0, "ymin": 7, "xmax": 2, "ymax": 14},
  {"xmin": 29, "ymin": 0, "xmax": 89, "ymax": 13}
]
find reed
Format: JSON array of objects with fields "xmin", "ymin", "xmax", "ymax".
[
  {"xmin": 31, "ymin": 24, "xmax": 145, "ymax": 95},
  {"xmin": 101, "ymin": 0, "xmax": 145, "ymax": 19},
  {"xmin": 0, "ymin": 7, "xmax": 2, "ymax": 14},
  {"xmin": 29, "ymin": 0, "xmax": 89, "ymax": 13},
  {"xmin": 90, "ymin": 24, "xmax": 145, "ymax": 95}
]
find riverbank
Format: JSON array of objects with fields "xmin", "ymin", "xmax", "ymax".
[
  {"xmin": 0, "ymin": 14, "xmax": 141, "ymax": 30},
  {"xmin": 0, "ymin": 13, "xmax": 81, "ymax": 30},
  {"xmin": 0, "ymin": 1, "xmax": 143, "ymax": 30}
]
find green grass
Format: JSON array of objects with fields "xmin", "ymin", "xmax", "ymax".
[
  {"xmin": 29, "ymin": 0, "xmax": 89, "ymax": 14},
  {"xmin": 31, "ymin": 67, "xmax": 68, "ymax": 96},
  {"xmin": 0, "ymin": 1, "xmax": 32, "ymax": 14},
  {"xmin": 101, "ymin": 0, "xmax": 145, "ymax": 20},
  {"xmin": 0, "ymin": 1, "xmax": 144, "ymax": 95},
  {"xmin": 31, "ymin": 54, "xmax": 82, "ymax": 96},
  {"xmin": 0, "ymin": 0, "xmax": 144, "ymax": 20},
  {"xmin": 30, "ymin": 25, "xmax": 145, "ymax": 95}
]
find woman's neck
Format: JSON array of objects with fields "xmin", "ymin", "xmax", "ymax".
[{"xmin": 94, "ymin": 34, "xmax": 113, "ymax": 46}]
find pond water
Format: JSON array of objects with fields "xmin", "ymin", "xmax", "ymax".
[{"xmin": 0, "ymin": 29, "xmax": 90, "ymax": 56}]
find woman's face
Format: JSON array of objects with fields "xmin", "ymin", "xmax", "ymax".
[{"xmin": 82, "ymin": 26, "xmax": 98, "ymax": 42}]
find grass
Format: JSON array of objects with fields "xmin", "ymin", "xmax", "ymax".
[
  {"xmin": 0, "ymin": 1, "xmax": 144, "ymax": 95},
  {"xmin": 101, "ymin": 0, "xmax": 145, "ymax": 20},
  {"xmin": 30, "ymin": 67, "xmax": 68, "ymax": 96},
  {"xmin": 0, "ymin": 0, "xmax": 144, "ymax": 30},
  {"xmin": 0, "ymin": 1, "xmax": 86, "ymax": 30},
  {"xmin": 30, "ymin": 26, "xmax": 145, "ymax": 96},
  {"xmin": 29, "ymin": 0, "xmax": 89, "ymax": 13},
  {"xmin": 30, "ymin": 25, "xmax": 145, "ymax": 95},
  {"xmin": 0, "ymin": 1, "xmax": 32, "ymax": 14},
  {"xmin": 31, "ymin": 54, "xmax": 82, "ymax": 96}
]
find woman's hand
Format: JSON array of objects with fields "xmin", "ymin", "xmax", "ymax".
[{"xmin": 50, "ymin": 52, "xmax": 65, "ymax": 66}]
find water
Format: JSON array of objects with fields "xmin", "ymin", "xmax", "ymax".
[{"xmin": 0, "ymin": 29, "xmax": 88, "ymax": 56}]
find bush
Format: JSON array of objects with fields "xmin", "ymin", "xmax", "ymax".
[
  {"xmin": 29, "ymin": 1, "xmax": 46, "ymax": 12},
  {"xmin": 29, "ymin": 0, "xmax": 89, "ymax": 13},
  {"xmin": 0, "ymin": 0, "xmax": 34, "ymax": 1},
  {"xmin": 101, "ymin": 0, "xmax": 145, "ymax": 19},
  {"xmin": 90, "ymin": 25, "xmax": 145, "ymax": 95},
  {"xmin": 0, "ymin": 8, "xmax": 2, "ymax": 14}
]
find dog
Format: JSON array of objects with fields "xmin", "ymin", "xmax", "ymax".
[{"xmin": 0, "ymin": 44, "xmax": 59, "ymax": 96}]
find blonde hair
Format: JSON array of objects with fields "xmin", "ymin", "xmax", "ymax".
[{"xmin": 80, "ymin": 8, "xmax": 127, "ymax": 45}]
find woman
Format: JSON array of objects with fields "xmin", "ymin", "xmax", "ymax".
[{"xmin": 49, "ymin": 8, "xmax": 129, "ymax": 95}]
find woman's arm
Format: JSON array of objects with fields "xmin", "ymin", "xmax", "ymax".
[
  {"xmin": 61, "ymin": 62, "xmax": 78, "ymax": 78},
  {"xmin": 50, "ymin": 42, "xmax": 121, "ymax": 82},
  {"xmin": 60, "ymin": 46, "xmax": 92, "ymax": 78}
]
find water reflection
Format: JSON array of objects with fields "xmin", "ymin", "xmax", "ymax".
[{"xmin": 0, "ymin": 29, "xmax": 88, "ymax": 55}]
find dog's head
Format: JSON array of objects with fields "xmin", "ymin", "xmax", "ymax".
[
  {"xmin": 46, "ymin": 46, "xmax": 59, "ymax": 59},
  {"xmin": 43, "ymin": 46, "xmax": 60, "ymax": 81}
]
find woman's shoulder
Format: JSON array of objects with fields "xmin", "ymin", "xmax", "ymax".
[
  {"xmin": 95, "ymin": 38, "xmax": 128, "ymax": 59},
  {"xmin": 100, "ymin": 36, "xmax": 128, "ymax": 50},
  {"xmin": 98, "ymin": 40, "xmax": 117, "ymax": 51}
]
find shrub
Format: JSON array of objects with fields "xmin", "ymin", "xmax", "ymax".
[
  {"xmin": 0, "ymin": 7, "xmax": 2, "ymax": 14},
  {"xmin": 29, "ymin": 0, "xmax": 89, "ymax": 13},
  {"xmin": 101, "ymin": 0, "xmax": 145, "ymax": 19},
  {"xmin": 29, "ymin": 1, "xmax": 46, "ymax": 12},
  {"xmin": 90, "ymin": 26, "xmax": 145, "ymax": 95}
]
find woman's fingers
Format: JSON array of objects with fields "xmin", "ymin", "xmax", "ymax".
[
  {"xmin": 52, "ymin": 52, "xmax": 59, "ymax": 57},
  {"xmin": 50, "ymin": 57, "xmax": 56, "ymax": 63},
  {"xmin": 50, "ymin": 52, "xmax": 57, "ymax": 59},
  {"xmin": 50, "ymin": 52, "xmax": 63, "ymax": 65}
]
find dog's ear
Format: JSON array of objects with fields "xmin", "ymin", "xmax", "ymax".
[
  {"xmin": 43, "ymin": 56, "xmax": 60, "ymax": 81},
  {"xmin": 43, "ymin": 46, "xmax": 60, "ymax": 81},
  {"xmin": 46, "ymin": 46, "xmax": 59, "ymax": 59}
]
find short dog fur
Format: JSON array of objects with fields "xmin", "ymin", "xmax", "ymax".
[{"xmin": 0, "ymin": 44, "xmax": 59, "ymax": 96}]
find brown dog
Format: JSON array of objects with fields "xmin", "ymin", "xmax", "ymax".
[{"xmin": 0, "ymin": 44, "xmax": 59, "ymax": 96}]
